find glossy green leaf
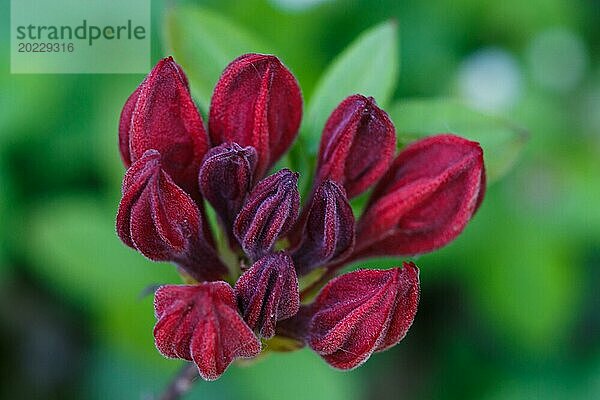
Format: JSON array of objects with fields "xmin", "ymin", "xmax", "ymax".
[
  {"xmin": 390, "ymin": 99, "xmax": 528, "ymax": 183},
  {"xmin": 302, "ymin": 20, "xmax": 399, "ymax": 154},
  {"xmin": 164, "ymin": 6, "xmax": 270, "ymax": 111}
]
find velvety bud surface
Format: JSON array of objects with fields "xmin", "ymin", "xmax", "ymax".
[
  {"xmin": 118, "ymin": 86, "xmax": 140, "ymax": 166},
  {"xmin": 355, "ymin": 134, "xmax": 486, "ymax": 259},
  {"xmin": 119, "ymin": 57, "xmax": 209, "ymax": 195},
  {"xmin": 153, "ymin": 282, "xmax": 261, "ymax": 381},
  {"xmin": 235, "ymin": 252, "xmax": 300, "ymax": 338},
  {"xmin": 233, "ymin": 169, "xmax": 300, "ymax": 260},
  {"xmin": 276, "ymin": 305, "xmax": 314, "ymax": 344},
  {"xmin": 315, "ymin": 94, "xmax": 396, "ymax": 198},
  {"xmin": 209, "ymin": 53, "xmax": 303, "ymax": 178},
  {"xmin": 292, "ymin": 180, "xmax": 355, "ymax": 275},
  {"xmin": 199, "ymin": 143, "xmax": 258, "ymax": 234},
  {"xmin": 116, "ymin": 150, "xmax": 227, "ymax": 281},
  {"xmin": 308, "ymin": 263, "xmax": 420, "ymax": 370}
]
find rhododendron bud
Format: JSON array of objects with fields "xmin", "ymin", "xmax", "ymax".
[
  {"xmin": 354, "ymin": 134, "xmax": 486, "ymax": 259},
  {"xmin": 308, "ymin": 263, "xmax": 420, "ymax": 370},
  {"xmin": 153, "ymin": 282, "xmax": 261, "ymax": 381},
  {"xmin": 116, "ymin": 150, "xmax": 227, "ymax": 281},
  {"xmin": 233, "ymin": 169, "xmax": 300, "ymax": 260},
  {"xmin": 119, "ymin": 56, "xmax": 209, "ymax": 195},
  {"xmin": 199, "ymin": 143, "xmax": 258, "ymax": 234},
  {"xmin": 315, "ymin": 94, "xmax": 396, "ymax": 199},
  {"xmin": 235, "ymin": 252, "xmax": 299, "ymax": 338},
  {"xmin": 209, "ymin": 53, "xmax": 303, "ymax": 178},
  {"xmin": 291, "ymin": 180, "xmax": 355, "ymax": 275}
]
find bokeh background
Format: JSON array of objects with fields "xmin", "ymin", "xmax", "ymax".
[{"xmin": 1, "ymin": 0, "xmax": 599, "ymax": 399}]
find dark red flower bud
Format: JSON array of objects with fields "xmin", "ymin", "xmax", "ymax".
[
  {"xmin": 354, "ymin": 134, "xmax": 486, "ymax": 259},
  {"xmin": 153, "ymin": 282, "xmax": 261, "ymax": 381},
  {"xmin": 233, "ymin": 169, "xmax": 300, "ymax": 260},
  {"xmin": 199, "ymin": 143, "xmax": 257, "ymax": 235},
  {"xmin": 119, "ymin": 56, "xmax": 209, "ymax": 196},
  {"xmin": 275, "ymin": 304, "xmax": 314, "ymax": 343},
  {"xmin": 315, "ymin": 94, "xmax": 396, "ymax": 199},
  {"xmin": 291, "ymin": 180, "xmax": 355, "ymax": 275},
  {"xmin": 116, "ymin": 150, "xmax": 227, "ymax": 281},
  {"xmin": 235, "ymin": 252, "xmax": 300, "ymax": 338},
  {"xmin": 308, "ymin": 263, "xmax": 420, "ymax": 370},
  {"xmin": 209, "ymin": 53, "xmax": 303, "ymax": 179}
]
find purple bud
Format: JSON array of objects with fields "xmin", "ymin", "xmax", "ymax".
[
  {"xmin": 235, "ymin": 252, "xmax": 300, "ymax": 338},
  {"xmin": 233, "ymin": 169, "xmax": 300, "ymax": 260},
  {"xmin": 291, "ymin": 180, "xmax": 355, "ymax": 275},
  {"xmin": 199, "ymin": 143, "xmax": 258, "ymax": 235}
]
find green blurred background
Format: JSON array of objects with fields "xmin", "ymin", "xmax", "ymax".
[{"xmin": 1, "ymin": 0, "xmax": 599, "ymax": 399}]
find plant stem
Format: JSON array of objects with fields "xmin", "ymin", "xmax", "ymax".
[{"xmin": 159, "ymin": 362, "xmax": 198, "ymax": 400}]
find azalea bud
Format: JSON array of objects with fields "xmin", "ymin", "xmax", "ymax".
[
  {"xmin": 354, "ymin": 134, "xmax": 486, "ymax": 259},
  {"xmin": 233, "ymin": 169, "xmax": 300, "ymax": 260},
  {"xmin": 119, "ymin": 56, "xmax": 209, "ymax": 196},
  {"xmin": 116, "ymin": 150, "xmax": 227, "ymax": 281},
  {"xmin": 199, "ymin": 143, "xmax": 257, "ymax": 235},
  {"xmin": 308, "ymin": 263, "xmax": 420, "ymax": 370},
  {"xmin": 209, "ymin": 53, "xmax": 303, "ymax": 178},
  {"xmin": 235, "ymin": 252, "xmax": 300, "ymax": 338},
  {"xmin": 291, "ymin": 180, "xmax": 355, "ymax": 275},
  {"xmin": 153, "ymin": 282, "xmax": 261, "ymax": 381},
  {"xmin": 315, "ymin": 94, "xmax": 396, "ymax": 199}
]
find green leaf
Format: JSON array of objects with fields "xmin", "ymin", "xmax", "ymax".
[
  {"xmin": 302, "ymin": 20, "xmax": 399, "ymax": 154},
  {"xmin": 164, "ymin": 6, "xmax": 270, "ymax": 111},
  {"xmin": 390, "ymin": 98, "xmax": 528, "ymax": 183}
]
